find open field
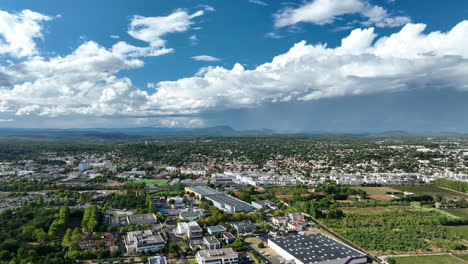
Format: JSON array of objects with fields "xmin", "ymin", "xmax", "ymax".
[
  {"xmin": 390, "ymin": 185, "xmax": 468, "ymax": 200},
  {"xmin": 338, "ymin": 205, "xmax": 408, "ymax": 215},
  {"xmin": 352, "ymin": 186, "xmax": 400, "ymax": 201},
  {"xmin": 245, "ymin": 237, "xmax": 279, "ymax": 257},
  {"xmin": 443, "ymin": 208, "xmax": 468, "ymax": 220},
  {"xmin": 133, "ymin": 179, "xmax": 168, "ymax": 187},
  {"xmin": 392, "ymin": 254, "xmax": 466, "ymax": 264}
]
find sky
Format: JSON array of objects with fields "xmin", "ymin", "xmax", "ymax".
[{"xmin": 0, "ymin": 0, "xmax": 468, "ymax": 132}]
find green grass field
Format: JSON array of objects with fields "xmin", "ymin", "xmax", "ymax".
[
  {"xmin": 390, "ymin": 185, "xmax": 468, "ymax": 200},
  {"xmin": 353, "ymin": 186, "xmax": 401, "ymax": 195},
  {"xmin": 352, "ymin": 186, "xmax": 401, "ymax": 201},
  {"xmin": 443, "ymin": 208, "xmax": 468, "ymax": 220},
  {"xmin": 392, "ymin": 254, "xmax": 466, "ymax": 264},
  {"xmin": 134, "ymin": 179, "xmax": 168, "ymax": 187}
]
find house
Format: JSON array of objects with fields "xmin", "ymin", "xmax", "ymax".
[
  {"xmin": 203, "ymin": 236, "xmax": 221, "ymax": 249},
  {"xmin": 286, "ymin": 213, "xmax": 307, "ymax": 224},
  {"xmin": 125, "ymin": 230, "xmax": 166, "ymax": 254},
  {"xmin": 221, "ymin": 232, "xmax": 236, "ymax": 244},
  {"xmin": 272, "ymin": 216, "xmax": 288, "ymax": 227},
  {"xmin": 196, "ymin": 248, "xmax": 239, "ymax": 264},
  {"xmin": 287, "ymin": 222, "xmax": 303, "ymax": 231},
  {"xmin": 207, "ymin": 225, "xmax": 227, "ymax": 235}
]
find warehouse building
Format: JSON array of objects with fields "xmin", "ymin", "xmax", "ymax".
[
  {"xmin": 205, "ymin": 194, "xmax": 254, "ymax": 213},
  {"xmin": 185, "ymin": 186, "xmax": 219, "ymax": 199},
  {"xmin": 268, "ymin": 234, "xmax": 368, "ymax": 264},
  {"xmin": 185, "ymin": 186, "xmax": 253, "ymax": 213}
]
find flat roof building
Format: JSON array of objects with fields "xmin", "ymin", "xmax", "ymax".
[
  {"xmin": 148, "ymin": 256, "xmax": 166, "ymax": 264},
  {"xmin": 207, "ymin": 225, "xmax": 227, "ymax": 235},
  {"xmin": 196, "ymin": 248, "xmax": 239, "ymax": 264},
  {"xmin": 268, "ymin": 234, "xmax": 367, "ymax": 264},
  {"xmin": 203, "ymin": 236, "xmax": 221, "ymax": 250},
  {"xmin": 128, "ymin": 213, "xmax": 158, "ymax": 225},
  {"xmin": 177, "ymin": 221, "xmax": 204, "ymax": 239},
  {"xmin": 185, "ymin": 186, "xmax": 253, "ymax": 213},
  {"xmin": 205, "ymin": 194, "xmax": 254, "ymax": 213},
  {"xmin": 185, "ymin": 186, "xmax": 220, "ymax": 198},
  {"xmin": 125, "ymin": 230, "xmax": 165, "ymax": 254},
  {"xmin": 180, "ymin": 211, "xmax": 204, "ymax": 221}
]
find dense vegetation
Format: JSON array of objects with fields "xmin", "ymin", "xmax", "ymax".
[
  {"xmin": 323, "ymin": 205, "xmax": 468, "ymax": 252},
  {"xmin": 435, "ymin": 179, "xmax": 468, "ymax": 193}
]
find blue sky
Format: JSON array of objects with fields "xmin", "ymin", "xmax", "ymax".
[{"xmin": 0, "ymin": 0, "xmax": 468, "ymax": 132}]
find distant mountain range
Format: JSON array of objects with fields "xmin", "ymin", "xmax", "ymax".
[{"xmin": 0, "ymin": 126, "xmax": 276, "ymax": 140}]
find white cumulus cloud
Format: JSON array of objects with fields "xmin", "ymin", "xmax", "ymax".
[
  {"xmin": 274, "ymin": 0, "xmax": 410, "ymax": 28},
  {"xmin": 148, "ymin": 21, "xmax": 468, "ymax": 114},
  {"xmin": 0, "ymin": 9, "xmax": 53, "ymax": 58},
  {"xmin": 128, "ymin": 9, "xmax": 204, "ymax": 47}
]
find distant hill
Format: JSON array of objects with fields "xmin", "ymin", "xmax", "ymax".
[{"xmin": 0, "ymin": 126, "xmax": 275, "ymax": 140}]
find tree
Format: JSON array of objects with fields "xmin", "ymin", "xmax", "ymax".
[{"xmin": 257, "ymin": 242, "xmax": 265, "ymax": 248}]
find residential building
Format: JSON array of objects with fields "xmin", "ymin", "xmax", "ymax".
[
  {"xmin": 221, "ymin": 232, "xmax": 236, "ymax": 244},
  {"xmin": 287, "ymin": 222, "xmax": 303, "ymax": 231},
  {"xmin": 272, "ymin": 216, "xmax": 288, "ymax": 227}
]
